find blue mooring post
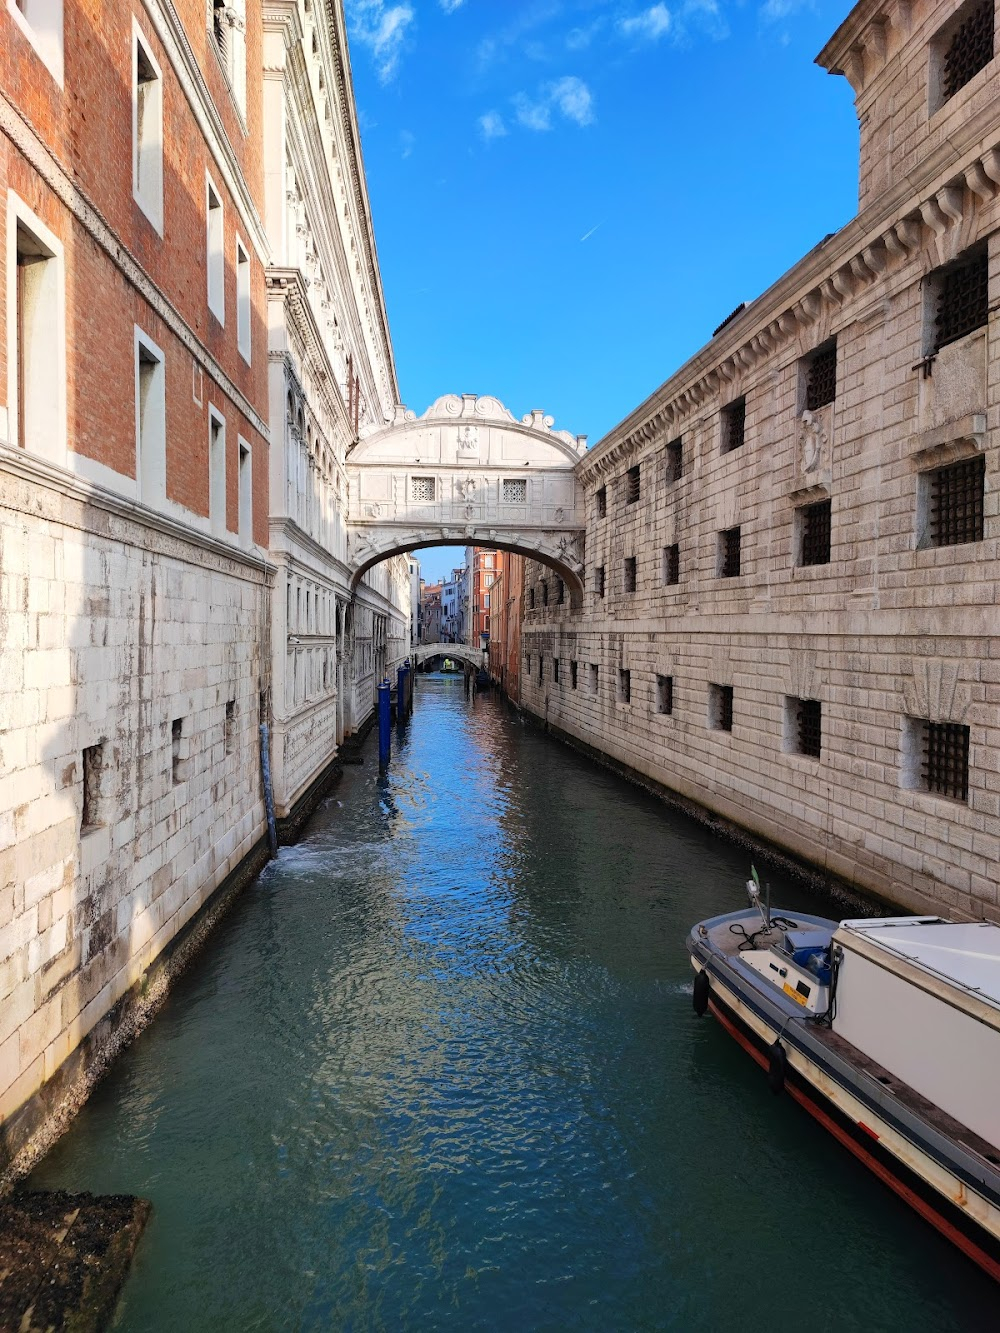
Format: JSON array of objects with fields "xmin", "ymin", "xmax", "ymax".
[
  {"xmin": 378, "ymin": 680, "xmax": 391, "ymax": 770},
  {"xmin": 397, "ymin": 665, "xmax": 408, "ymax": 726}
]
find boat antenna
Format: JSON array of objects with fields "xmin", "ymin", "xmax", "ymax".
[{"xmin": 746, "ymin": 865, "xmax": 770, "ymax": 931}]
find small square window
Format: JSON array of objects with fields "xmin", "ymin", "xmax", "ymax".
[
  {"xmin": 596, "ymin": 485, "xmax": 607, "ymax": 518},
  {"xmin": 710, "ymin": 683, "xmax": 733, "ymax": 732},
  {"xmin": 665, "ymin": 438, "xmax": 683, "ymax": 484},
  {"xmin": 618, "ymin": 668, "xmax": 631, "ymax": 704},
  {"xmin": 662, "ymin": 544, "xmax": 679, "ymax": 586},
  {"xmin": 503, "ymin": 478, "xmax": 527, "ymax": 503},
  {"xmin": 722, "ymin": 397, "xmax": 746, "ymax": 454},
  {"xmin": 798, "ymin": 499, "xmax": 831, "ymax": 566},
  {"xmin": 804, "ymin": 341, "xmax": 836, "ymax": 411},
  {"xmin": 788, "ymin": 697, "xmax": 822, "ymax": 758},
  {"xmin": 624, "ymin": 556, "xmax": 637, "ymax": 593},
  {"xmin": 905, "ymin": 717, "xmax": 970, "ymax": 802},
  {"xmin": 656, "ymin": 675, "xmax": 673, "ymax": 716},
  {"xmin": 411, "ymin": 475, "xmax": 436, "ymax": 502},
  {"xmin": 595, "ymin": 566, "xmax": 605, "ymax": 598},
  {"xmin": 939, "ymin": 0, "xmax": 994, "ymax": 105},
  {"xmin": 570, "ymin": 660, "xmax": 578, "ymax": 690},
  {"xmin": 626, "ymin": 465, "xmax": 640, "ymax": 505},
  {"xmin": 719, "ymin": 527, "xmax": 741, "ymax": 578},
  {"xmin": 924, "ymin": 454, "xmax": 985, "ymax": 547}
]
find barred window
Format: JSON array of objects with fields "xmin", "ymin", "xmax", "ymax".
[
  {"xmin": 663, "ymin": 543, "xmax": 680, "ymax": 586},
  {"xmin": 799, "ymin": 499, "xmax": 832, "ymax": 566},
  {"xmin": 805, "ymin": 341, "xmax": 837, "ymax": 411},
  {"xmin": 557, "ymin": 579, "xmax": 565, "ymax": 605},
  {"xmin": 927, "ymin": 454, "xmax": 985, "ymax": 547},
  {"xmin": 570, "ymin": 660, "xmax": 578, "ymax": 689},
  {"xmin": 503, "ymin": 478, "xmax": 527, "ymax": 503},
  {"xmin": 626, "ymin": 465, "xmax": 640, "ymax": 505},
  {"xmin": 719, "ymin": 527, "xmax": 741, "ymax": 578},
  {"xmin": 541, "ymin": 580, "xmax": 549, "ymax": 606},
  {"xmin": 791, "ymin": 698, "xmax": 822, "ymax": 759},
  {"xmin": 942, "ymin": 1, "xmax": 994, "ymax": 102},
  {"xmin": 933, "ymin": 247, "xmax": 989, "ymax": 352},
  {"xmin": 596, "ymin": 566, "xmax": 605, "ymax": 598},
  {"xmin": 596, "ymin": 485, "xmax": 607, "ymax": 517},
  {"xmin": 656, "ymin": 675, "xmax": 673, "ymax": 716},
  {"xmin": 665, "ymin": 438, "xmax": 683, "ymax": 484},
  {"xmin": 722, "ymin": 397, "xmax": 746, "ymax": 454},
  {"xmin": 624, "ymin": 556, "xmax": 637, "ymax": 593},
  {"xmin": 618, "ymin": 668, "xmax": 631, "ymax": 704},
  {"xmin": 710, "ymin": 683, "xmax": 733, "ymax": 732},
  {"xmin": 411, "ymin": 475, "xmax": 435, "ymax": 502},
  {"xmin": 924, "ymin": 721, "xmax": 971, "ymax": 801}
]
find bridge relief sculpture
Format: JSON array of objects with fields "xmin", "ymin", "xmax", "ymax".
[{"xmin": 347, "ymin": 394, "xmax": 588, "ymax": 605}]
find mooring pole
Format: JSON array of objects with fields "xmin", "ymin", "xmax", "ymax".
[
  {"xmin": 378, "ymin": 680, "xmax": 391, "ymax": 770},
  {"xmin": 397, "ymin": 665, "xmax": 408, "ymax": 727}
]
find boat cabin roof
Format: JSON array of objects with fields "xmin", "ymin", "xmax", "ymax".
[{"xmin": 838, "ymin": 918, "xmax": 1000, "ymax": 1013}]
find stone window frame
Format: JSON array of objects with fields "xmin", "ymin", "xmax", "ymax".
[
  {"xmin": 922, "ymin": 242, "xmax": 989, "ymax": 357},
  {"xmin": 135, "ymin": 325, "xmax": 167, "ymax": 509},
  {"xmin": 795, "ymin": 496, "xmax": 832, "ymax": 567},
  {"xmin": 570, "ymin": 660, "xmax": 578, "ymax": 690},
  {"xmin": 503, "ymin": 477, "xmax": 528, "ymax": 504},
  {"xmin": 206, "ymin": 171, "xmax": 225, "ymax": 325},
  {"xmin": 617, "ymin": 668, "xmax": 631, "ymax": 705},
  {"xmin": 662, "ymin": 543, "xmax": 680, "ymax": 586},
  {"xmin": 595, "ymin": 565, "xmax": 606, "ymax": 599},
  {"xmin": 81, "ymin": 742, "xmax": 105, "ymax": 834},
  {"xmin": 901, "ymin": 715, "xmax": 971, "ymax": 804},
  {"xmin": 915, "ymin": 452, "xmax": 986, "ymax": 550},
  {"xmin": 553, "ymin": 658, "xmax": 560, "ymax": 685},
  {"xmin": 709, "ymin": 683, "xmax": 734, "ymax": 733},
  {"xmin": 720, "ymin": 395, "xmax": 747, "ymax": 455},
  {"xmin": 665, "ymin": 437, "xmax": 683, "ymax": 484},
  {"xmin": 800, "ymin": 337, "xmax": 837, "ymax": 413},
  {"xmin": 624, "ymin": 556, "xmax": 637, "ymax": 594},
  {"xmin": 625, "ymin": 464, "xmax": 641, "ymax": 505},
  {"xmin": 207, "ymin": 404, "xmax": 228, "ymax": 537},
  {"xmin": 784, "ymin": 696, "xmax": 822, "ymax": 759},
  {"xmin": 238, "ymin": 437, "xmax": 253, "ymax": 547},
  {"xmin": 656, "ymin": 674, "xmax": 674, "ymax": 716},
  {"xmin": 928, "ymin": 0, "xmax": 995, "ymax": 116},
  {"xmin": 717, "ymin": 526, "xmax": 742, "ymax": 578},
  {"xmin": 7, "ymin": 0, "xmax": 64, "ymax": 87},
  {"xmin": 132, "ymin": 19, "xmax": 164, "ymax": 235},
  {"xmin": 596, "ymin": 485, "xmax": 607, "ymax": 518},
  {"xmin": 236, "ymin": 235, "xmax": 252, "ymax": 364},
  {"xmin": 224, "ymin": 700, "xmax": 237, "ymax": 756},
  {"xmin": 587, "ymin": 663, "xmax": 599, "ymax": 696}
]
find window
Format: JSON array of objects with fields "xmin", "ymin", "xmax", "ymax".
[
  {"xmin": 483, "ymin": 593, "xmax": 490, "ymax": 609},
  {"xmin": 133, "ymin": 23, "xmax": 163, "ymax": 232},
  {"xmin": 81, "ymin": 742, "xmax": 104, "ymax": 833},
  {"xmin": 624, "ymin": 557, "xmax": 637, "ymax": 594},
  {"xmin": 538, "ymin": 656, "xmax": 543, "ymax": 684},
  {"xmin": 525, "ymin": 652, "xmax": 531, "ymax": 674},
  {"xmin": 206, "ymin": 175, "xmax": 225, "ymax": 322},
  {"xmin": 906, "ymin": 718, "xmax": 970, "ymax": 802},
  {"xmin": 665, "ymin": 438, "xmax": 683, "ymax": 484},
  {"xmin": 238, "ymin": 439, "xmax": 252, "ymax": 545},
  {"xmin": 208, "ymin": 408, "xmax": 227, "ymax": 536},
  {"xmin": 411, "ymin": 475, "xmax": 435, "ymax": 502},
  {"xmin": 135, "ymin": 329, "xmax": 166, "ymax": 506},
  {"xmin": 528, "ymin": 587, "xmax": 535, "ymax": 610},
  {"xmin": 171, "ymin": 717, "xmax": 186, "ymax": 784},
  {"xmin": 719, "ymin": 527, "xmax": 741, "ymax": 577},
  {"xmin": 7, "ymin": 0, "xmax": 64, "ymax": 85},
  {"xmin": 483, "ymin": 554, "xmax": 494, "ymax": 568},
  {"xmin": 626, "ymin": 465, "xmax": 640, "ymax": 505},
  {"xmin": 662, "ymin": 544, "xmax": 680, "ymax": 586},
  {"xmin": 9, "ymin": 200, "xmax": 65, "ymax": 463},
  {"xmin": 596, "ymin": 485, "xmax": 607, "ymax": 517},
  {"xmin": 722, "ymin": 396, "xmax": 746, "ymax": 453},
  {"xmin": 557, "ymin": 580, "xmax": 565, "ymax": 605},
  {"xmin": 554, "ymin": 658, "xmax": 560, "ymax": 684},
  {"xmin": 503, "ymin": 478, "xmax": 527, "ymax": 503},
  {"xmin": 587, "ymin": 663, "xmax": 599, "ymax": 694},
  {"xmin": 225, "ymin": 700, "xmax": 236, "ymax": 755},
  {"xmin": 788, "ymin": 697, "xmax": 822, "ymax": 758},
  {"xmin": 618, "ymin": 668, "xmax": 631, "ymax": 704},
  {"xmin": 656, "ymin": 675, "xmax": 673, "ymax": 716},
  {"xmin": 570, "ymin": 660, "xmax": 578, "ymax": 690},
  {"xmin": 932, "ymin": 246, "xmax": 988, "ymax": 352},
  {"xmin": 541, "ymin": 581, "xmax": 549, "ymax": 606},
  {"xmin": 798, "ymin": 499, "xmax": 832, "ymax": 566},
  {"xmin": 923, "ymin": 454, "xmax": 985, "ymax": 547},
  {"xmin": 236, "ymin": 238, "xmax": 251, "ymax": 362},
  {"xmin": 805, "ymin": 340, "xmax": 836, "ymax": 410},
  {"xmin": 710, "ymin": 684, "xmax": 734, "ymax": 732},
  {"xmin": 939, "ymin": 1, "xmax": 994, "ymax": 104},
  {"xmin": 595, "ymin": 566, "xmax": 605, "ymax": 598}
]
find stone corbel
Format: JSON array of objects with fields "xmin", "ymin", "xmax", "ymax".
[
  {"xmin": 843, "ymin": 45, "xmax": 866, "ymax": 93},
  {"xmin": 981, "ymin": 147, "xmax": 1000, "ymax": 187},
  {"xmin": 831, "ymin": 267, "xmax": 855, "ymax": 301},
  {"xmin": 965, "ymin": 161, "xmax": 995, "ymax": 204},
  {"xmin": 920, "ymin": 196, "xmax": 949, "ymax": 237},
  {"xmin": 936, "ymin": 186, "xmax": 964, "ymax": 228},
  {"xmin": 800, "ymin": 291, "xmax": 822, "ymax": 323},
  {"xmin": 909, "ymin": 413, "xmax": 986, "ymax": 467},
  {"xmin": 862, "ymin": 243, "xmax": 888, "ymax": 276}
]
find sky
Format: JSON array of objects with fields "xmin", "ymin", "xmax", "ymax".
[{"xmin": 344, "ymin": 0, "xmax": 858, "ymax": 585}]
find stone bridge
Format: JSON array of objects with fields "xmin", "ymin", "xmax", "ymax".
[
  {"xmin": 414, "ymin": 642, "xmax": 485, "ymax": 669},
  {"xmin": 346, "ymin": 395, "xmax": 588, "ymax": 606}
]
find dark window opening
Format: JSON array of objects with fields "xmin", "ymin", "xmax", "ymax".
[
  {"xmin": 570, "ymin": 660, "xmax": 578, "ymax": 690},
  {"xmin": 596, "ymin": 485, "xmax": 607, "ymax": 518},
  {"xmin": 624, "ymin": 556, "xmax": 637, "ymax": 593},
  {"xmin": 796, "ymin": 698, "xmax": 822, "ymax": 758},
  {"xmin": 618, "ymin": 668, "xmax": 631, "ymax": 704},
  {"xmin": 82, "ymin": 743, "xmax": 104, "ymax": 832},
  {"xmin": 656, "ymin": 675, "xmax": 674, "ymax": 716},
  {"xmin": 805, "ymin": 341, "xmax": 837, "ymax": 411},
  {"xmin": 596, "ymin": 566, "xmax": 605, "ymax": 598},
  {"xmin": 663, "ymin": 543, "xmax": 680, "ymax": 586},
  {"xmin": 171, "ymin": 717, "xmax": 184, "ymax": 785},
  {"xmin": 942, "ymin": 1, "xmax": 994, "ymax": 101},
  {"xmin": 722, "ymin": 397, "xmax": 746, "ymax": 454},
  {"xmin": 554, "ymin": 658, "xmax": 560, "ymax": 684},
  {"xmin": 800, "ymin": 499, "xmax": 832, "ymax": 566},
  {"xmin": 929, "ymin": 454, "xmax": 985, "ymax": 546},
  {"xmin": 924, "ymin": 721, "xmax": 970, "ymax": 802},
  {"xmin": 934, "ymin": 247, "xmax": 989, "ymax": 351},
  {"xmin": 712, "ymin": 684, "xmax": 734, "ymax": 732},
  {"xmin": 541, "ymin": 580, "xmax": 549, "ymax": 607},
  {"xmin": 538, "ymin": 656, "xmax": 544, "ymax": 684},
  {"xmin": 529, "ymin": 587, "xmax": 535, "ymax": 610},
  {"xmin": 626, "ymin": 465, "xmax": 640, "ymax": 505},
  {"xmin": 557, "ymin": 579, "xmax": 565, "ymax": 605},
  {"xmin": 720, "ymin": 527, "xmax": 741, "ymax": 578},
  {"xmin": 665, "ymin": 438, "xmax": 683, "ymax": 484},
  {"xmin": 225, "ymin": 700, "xmax": 236, "ymax": 755}
]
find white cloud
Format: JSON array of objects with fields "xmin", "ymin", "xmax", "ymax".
[
  {"xmin": 345, "ymin": 1, "xmax": 415, "ymax": 83},
  {"xmin": 620, "ymin": 4, "xmax": 672, "ymax": 41},
  {"xmin": 549, "ymin": 75, "xmax": 595, "ymax": 127},
  {"xmin": 478, "ymin": 111, "xmax": 508, "ymax": 140},
  {"xmin": 760, "ymin": 0, "xmax": 809, "ymax": 18},
  {"xmin": 514, "ymin": 93, "xmax": 553, "ymax": 132},
  {"xmin": 400, "ymin": 129, "xmax": 416, "ymax": 158},
  {"xmin": 440, "ymin": 0, "xmax": 465, "ymax": 10}
]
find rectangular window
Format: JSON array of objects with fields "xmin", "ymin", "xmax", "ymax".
[
  {"xmin": 665, "ymin": 437, "xmax": 683, "ymax": 484},
  {"xmin": 133, "ymin": 23, "xmax": 163, "ymax": 232},
  {"xmin": 238, "ymin": 439, "xmax": 252, "ymax": 545},
  {"xmin": 411, "ymin": 475, "xmax": 435, "ymax": 502},
  {"xmin": 570, "ymin": 660, "xmax": 578, "ymax": 690},
  {"xmin": 626, "ymin": 465, "xmax": 640, "ymax": 505},
  {"xmin": 805, "ymin": 340, "xmax": 836, "ymax": 410},
  {"xmin": 588, "ymin": 663, "xmax": 599, "ymax": 695},
  {"xmin": 525, "ymin": 653, "xmax": 531, "ymax": 675},
  {"xmin": 798, "ymin": 498, "xmax": 832, "ymax": 566},
  {"xmin": 81, "ymin": 742, "xmax": 104, "ymax": 833},
  {"xmin": 557, "ymin": 579, "xmax": 565, "ymax": 605},
  {"xmin": 940, "ymin": 1, "xmax": 994, "ymax": 103},
  {"xmin": 662, "ymin": 544, "xmax": 680, "ymax": 586},
  {"xmin": 503, "ymin": 478, "xmax": 527, "ymax": 503},
  {"xmin": 656, "ymin": 675, "xmax": 673, "ymax": 716},
  {"xmin": 10, "ymin": 202, "xmax": 65, "ymax": 463},
  {"xmin": 7, "ymin": 0, "xmax": 64, "ymax": 85},
  {"xmin": 483, "ymin": 593, "xmax": 490, "ymax": 609},
  {"xmin": 932, "ymin": 246, "xmax": 988, "ymax": 351},
  {"xmin": 225, "ymin": 700, "xmax": 236, "ymax": 756},
  {"xmin": 538, "ymin": 656, "xmax": 543, "ymax": 684},
  {"xmin": 135, "ymin": 329, "xmax": 166, "ymax": 506},
  {"xmin": 618, "ymin": 668, "xmax": 631, "ymax": 704},
  {"xmin": 596, "ymin": 485, "xmax": 607, "ymax": 517},
  {"xmin": 789, "ymin": 697, "xmax": 822, "ymax": 758},
  {"xmin": 208, "ymin": 408, "xmax": 227, "ymax": 536},
  {"xmin": 541, "ymin": 580, "xmax": 549, "ymax": 606},
  {"xmin": 710, "ymin": 683, "xmax": 734, "ymax": 733},
  {"xmin": 596, "ymin": 566, "xmax": 605, "ymax": 598},
  {"xmin": 624, "ymin": 556, "xmax": 637, "ymax": 593},
  {"xmin": 722, "ymin": 396, "xmax": 746, "ymax": 454},
  {"xmin": 907, "ymin": 718, "xmax": 971, "ymax": 802},
  {"xmin": 236, "ymin": 237, "xmax": 251, "ymax": 362},
  {"xmin": 554, "ymin": 658, "xmax": 560, "ymax": 684},
  {"xmin": 171, "ymin": 717, "xmax": 186, "ymax": 784},
  {"xmin": 206, "ymin": 175, "xmax": 225, "ymax": 322},
  {"xmin": 719, "ymin": 526, "xmax": 741, "ymax": 578},
  {"xmin": 926, "ymin": 454, "xmax": 985, "ymax": 547}
]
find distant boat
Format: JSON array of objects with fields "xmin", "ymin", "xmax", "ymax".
[{"xmin": 441, "ymin": 658, "xmax": 460, "ymax": 673}]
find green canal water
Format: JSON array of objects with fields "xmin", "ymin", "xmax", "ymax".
[{"xmin": 29, "ymin": 677, "xmax": 996, "ymax": 1330}]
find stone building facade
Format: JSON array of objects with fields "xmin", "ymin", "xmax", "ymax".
[{"xmin": 522, "ymin": 0, "xmax": 1000, "ymax": 923}]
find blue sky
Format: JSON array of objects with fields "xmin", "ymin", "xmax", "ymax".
[{"xmin": 346, "ymin": 0, "xmax": 857, "ymax": 584}]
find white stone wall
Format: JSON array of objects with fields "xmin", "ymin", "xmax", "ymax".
[{"xmin": 0, "ymin": 453, "xmax": 271, "ymax": 1130}]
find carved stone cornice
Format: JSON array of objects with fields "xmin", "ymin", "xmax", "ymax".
[
  {"xmin": 267, "ymin": 268, "xmax": 352, "ymax": 439},
  {"xmin": 815, "ymin": 0, "xmax": 915, "ymax": 97}
]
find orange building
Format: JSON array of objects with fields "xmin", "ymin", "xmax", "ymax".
[
  {"xmin": 487, "ymin": 553, "xmax": 524, "ymax": 702},
  {"xmin": 469, "ymin": 547, "xmax": 503, "ymax": 647}
]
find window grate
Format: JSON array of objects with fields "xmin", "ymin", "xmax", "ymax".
[
  {"xmin": 934, "ymin": 248, "xmax": 989, "ymax": 351},
  {"xmin": 924, "ymin": 721, "xmax": 970, "ymax": 801},
  {"xmin": 665, "ymin": 438, "xmax": 683, "ymax": 484},
  {"xmin": 657, "ymin": 675, "xmax": 673, "ymax": 716},
  {"xmin": 720, "ymin": 527, "xmax": 741, "ymax": 578},
  {"xmin": 624, "ymin": 556, "xmax": 637, "ymax": 593},
  {"xmin": 596, "ymin": 566, "xmax": 605, "ymax": 598},
  {"xmin": 619, "ymin": 668, "xmax": 631, "ymax": 703},
  {"xmin": 797, "ymin": 699, "xmax": 822, "ymax": 758},
  {"xmin": 626, "ymin": 465, "xmax": 640, "ymax": 505},
  {"xmin": 503, "ymin": 478, "xmax": 527, "ymax": 503},
  {"xmin": 596, "ymin": 485, "xmax": 607, "ymax": 517},
  {"xmin": 411, "ymin": 475, "xmax": 435, "ymax": 502},
  {"xmin": 800, "ymin": 499, "xmax": 832, "ymax": 566},
  {"xmin": 929, "ymin": 454, "xmax": 985, "ymax": 546},
  {"xmin": 713, "ymin": 684, "xmax": 733, "ymax": 732},
  {"xmin": 663, "ymin": 543, "xmax": 680, "ymax": 586},
  {"xmin": 722, "ymin": 398, "xmax": 746, "ymax": 453},
  {"xmin": 806, "ymin": 342, "xmax": 837, "ymax": 410},
  {"xmin": 943, "ymin": 1, "xmax": 994, "ymax": 101}
]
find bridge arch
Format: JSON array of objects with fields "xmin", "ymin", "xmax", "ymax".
[
  {"xmin": 346, "ymin": 395, "xmax": 587, "ymax": 607},
  {"xmin": 414, "ymin": 641, "xmax": 486, "ymax": 669}
]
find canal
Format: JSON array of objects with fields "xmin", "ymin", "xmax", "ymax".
[{"xmin": 30, "ymin": 677, "xmax": 996, "ymax": 1330}]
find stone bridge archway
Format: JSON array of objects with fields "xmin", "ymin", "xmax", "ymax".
[
  {"xmin": 414, "ymin": 641, "xmax": 485, "ymax": 669},
  {"xmin": 347, "ymin": 395, "xmax": 587, "ymax": 605}
]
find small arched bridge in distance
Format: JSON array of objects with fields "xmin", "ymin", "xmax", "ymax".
[
  {"xmin": 346, "ymin": 394, "xmax": 588, "ymax": 605},
  {"xmin": 413, "ymin": 642, "xmax": 486, "ymax": 670}
]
